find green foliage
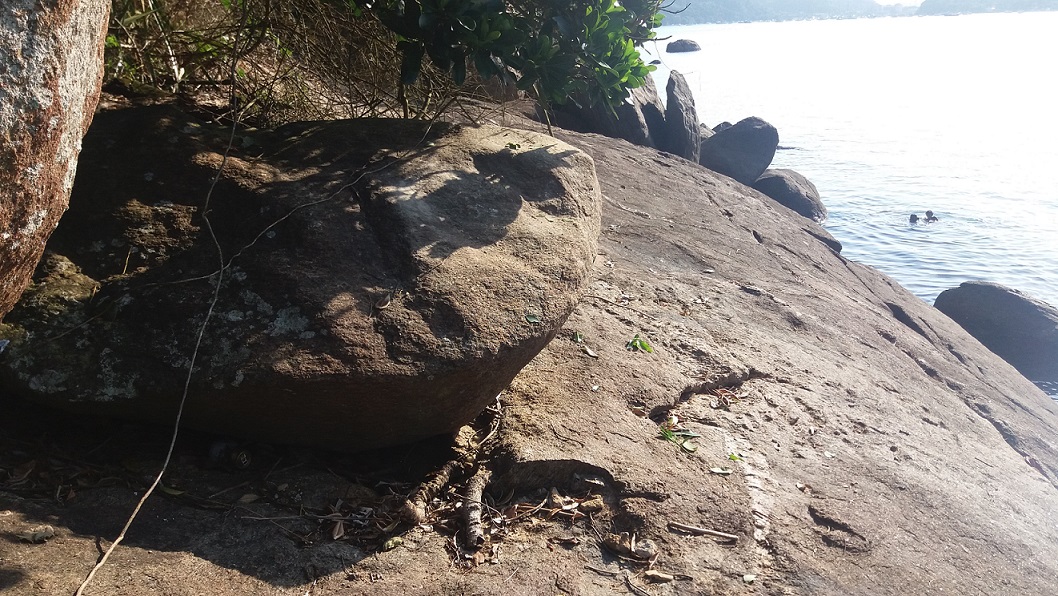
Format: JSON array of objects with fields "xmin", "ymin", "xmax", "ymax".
[
  {"xmin": 103, "ymin": 0, "xmax": 663, "ymax": 124},
  {"xmin": 359, "ymin": 0, "xmax": 663, "ymax": 109},
  {"xmin": 625, "ymin": 333, "xmax": 654, "ymax": 353}
]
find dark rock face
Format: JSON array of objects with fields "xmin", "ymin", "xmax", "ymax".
[
  {"xmin": 550, "ymin": 75, "xmax": 667, "ymax": 149},
  {"xmin": 631, "ymin": 75, "xmax": 668, "ymax": 148},
  {"xmin": 0, "ymin": 0, "xmax": 109, "ymax": 321},
  {"xmin": 659, "ymin": 71, "xmax": 701, "ymax": 162},
  {"xmin": 666, "ymin": 39, "xmax": 701, "ymax": 53},
  {"xmin": 0, "ymin": 103, "xmax": 602, "ymax": 452},
  {"xmin": 752, "ymin": 168, "xmax": 827, "ymax": 222},
  {"xmin": 934, "ymin": 281, "xmax": 1058, "ymax": 382},
  {"xmin": 698, "ymin": 116, "xmax": 778, "ymax": 185}
]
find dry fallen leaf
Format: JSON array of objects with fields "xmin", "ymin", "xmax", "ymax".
[
  {"xmin": 331, "ymin": 520, "xmax": 346, "ymax": 540},
  {"xmin": 17, "ymin": 525, "xmax": 55, "ymax": 544}
]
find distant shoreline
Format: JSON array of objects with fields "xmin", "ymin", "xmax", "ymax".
[{"xmin": 661, "ymin": 1, "xmax": 1058, "ymax": 27}]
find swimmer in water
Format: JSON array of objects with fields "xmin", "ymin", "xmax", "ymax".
[
  {"xmin": 924, "ymin": 210, "xmax": 939, "ymax": 222},
  {"xmin": 909, "ymin": 214, "xmax": 920, "ymax": 224}
]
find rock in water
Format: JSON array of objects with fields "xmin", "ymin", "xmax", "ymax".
[
  {"xmin": 935, "ymin": 281, "xmax": 1058, "ymax": 382},
  {"xmin": 699, "ymin": 116, "xmax": 779, "ymax": 186},
  {"xmin": 0, "ymin": 102, "xmax": 602, "ymax": 452},
  {"xmin": 752, "ymin": 168, "xmax": 828, "ymax": 222},
  {"xmin": 0, "ymin": 0, "xmax": 109, "ymax": 320},
  {"xmin": 666, "ymin": 39, "xmax": 701, "ymax": 53}
]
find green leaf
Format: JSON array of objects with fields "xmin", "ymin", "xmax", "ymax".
[
  {"xmin": 625, "ymin": 334, "xmax": 653, "ymax": 353},
  {"xmin": 728, "ymin": 453, "xmax": 743, "ymax": 461},
  {"xmin": 525, "ymin": 313, "xmax": 541, "ymax": 324},
  {"xmin": 382, "ymin": 536, "xmax": 404, "ymax": 551}
]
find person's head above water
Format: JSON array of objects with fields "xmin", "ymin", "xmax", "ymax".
[
  {"xmin": 910, "ymin": 214, "xmax": 920, "ymax": 223},
  {"xmin": 924, "ymin": 210, "xmax": 939, "ymax": 222}
]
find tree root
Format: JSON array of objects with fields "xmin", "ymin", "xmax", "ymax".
[
  {"xmin": 463, "ymin": 467, "xmax": 493, "ymax": 549},
  {"xmin": 400, "ymin": 425, "xmax": 478, "ymax": 525},
  {"xmin": 400, "ymin": 396, "xmax": 503, "ymax": 526}
]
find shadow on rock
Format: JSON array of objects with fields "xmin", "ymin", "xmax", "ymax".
[
  {"xmin": 0, "ymin": 394, "xmax": 460, "ymax": 588},
  {"xmin": 0, "ymin": 96, "xmax": 601, "ymax": 454}
]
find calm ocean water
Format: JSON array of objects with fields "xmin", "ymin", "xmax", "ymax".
[{"xmin": 647, "ymin": 13, "xmax": 1058, "ymax": 312}]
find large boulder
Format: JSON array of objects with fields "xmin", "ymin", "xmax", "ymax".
[
  {"xmin": 0, "ymin": 0, "xmax": 109, "ymax": 320},
  {"xmin": 658, "ymin": 71, "xmax": 700, "ymax": 162},
  {"xmin": 934, "ymin": 281, "xmax": 1058, "ymax": 382},
  {"xmin": 666, "ymin": 39, "xmax": 701, "ymax": 53},
  {"xmin": 550, "ymin": 76, "xmax": 667, "ymax": 149},
  {"xmin": 2, "ymin": 110, "xmax": 1058, "ymax": 596},
  {"xmin": 0, "ymin": 101, "xmax": 602, "ymax": 452},
  {"xmin": 752, "ymin": 168, "xmax": 827, "ymax": 222},
  {"xmin": 699, "ymin": 116, "xmax": 779, "ymax": 185}
]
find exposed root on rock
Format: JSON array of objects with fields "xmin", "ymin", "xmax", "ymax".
[
  {"xmin": 462, "ymin": 467, "xmax": 492, "ymax": 549},
  {"xmin": 400, "ymin": 396, "xmax": 503, "ymax": 525}
]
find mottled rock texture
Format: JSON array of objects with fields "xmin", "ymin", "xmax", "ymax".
[
  {"xmin": 0, "ymin": 103, "xmax": 601, "ymax": 451},
  {"xmin": 0, "ymin": 0, "xmax": 109, "ymax": 320}
]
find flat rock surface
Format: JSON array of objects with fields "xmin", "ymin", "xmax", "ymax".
[{"xmin": 2, "ymin": 109, "xmax": 1057, "ymax": 595}]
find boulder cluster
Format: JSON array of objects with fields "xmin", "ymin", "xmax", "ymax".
[{"xmin": 553, "ymin": 71, "xmax": 828, "ymax": 224}]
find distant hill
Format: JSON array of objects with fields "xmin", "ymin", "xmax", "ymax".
[
  {"xmin": 657, "ymin": 0, "xmax": 1058, "ymax": 24},
  {"xmin": 660, "ymin": 0, "xmax": 916, "ymax": 25},
  {"xmin": 917, "ymin": 0, "xmax": 1058, "ymax": 15}
]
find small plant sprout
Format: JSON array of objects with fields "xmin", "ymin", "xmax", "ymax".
[{"xmin": 625, "ymin": 334, "xmax": 654, "ymax": 353}]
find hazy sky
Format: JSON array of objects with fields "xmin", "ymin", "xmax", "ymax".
[{"xmin": 875, "ymin": 1, "xmax": 923, "ymax": 4}]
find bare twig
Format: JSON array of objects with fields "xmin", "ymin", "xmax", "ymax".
[
  {"xmin": 624, "ymin": 573, "xmax": 651, "ymax": 596},
  {"xmin": 73, "ymin": 6, "xmax": 248, "ymax": 594},
  {"xmin": 584, "ymin": 564, "xmax": 620, "ymax": 577},
  {"xmin": 666, "ymin": 521, "xmax": 739, "ymax": 542}
]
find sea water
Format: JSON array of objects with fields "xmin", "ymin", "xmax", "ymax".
[
  {"xmin": 646, "ymin": 12, "xmax": 1058, "ymax": 393},
  {"xmin": 648, "ymin": 12, "xmax": 1057, "ymax": 306}
]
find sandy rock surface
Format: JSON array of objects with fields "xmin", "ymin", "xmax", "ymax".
[{"xmin": 2, "ymin": 105, "xmax": 1057, "ymax": 595}]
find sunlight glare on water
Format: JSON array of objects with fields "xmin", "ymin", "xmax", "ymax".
[{"xmin": 646, "ymin": 12, "xmax": 1058, "ymax": 309}]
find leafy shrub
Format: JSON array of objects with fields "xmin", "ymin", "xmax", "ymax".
[{"xmin": 104, "ymin": 0, "xmax": 664, "ymax": 124}]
